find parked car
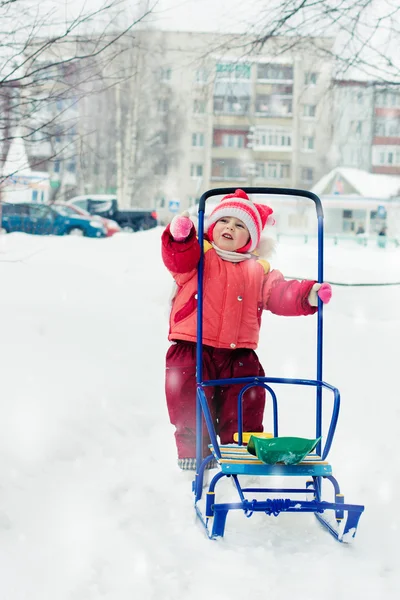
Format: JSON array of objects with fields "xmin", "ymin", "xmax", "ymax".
[
  {"xmin": 1, "ymin": 202, "xmax": 106, "ymax": 238},
  {"xmin": 66, "ymin": 195, "xmax": 158, "ymax": 232},
  {"xmin": 54, "ymin": 202, "xmax": 121, "ymax": 237}
]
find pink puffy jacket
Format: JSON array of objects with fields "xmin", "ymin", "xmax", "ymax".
[{"xmin": 162, "ymin": 225, "xmax": 317, "ymax": 350}]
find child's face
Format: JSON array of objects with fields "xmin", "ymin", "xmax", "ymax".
[{"xmin": 212, "ymin": 216, "xmax": 250, "ymax": 251}]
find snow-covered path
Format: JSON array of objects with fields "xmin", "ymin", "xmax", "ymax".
[{"xmin": 0, "ymin": 229, "xmax": 399, "ymax": 599}]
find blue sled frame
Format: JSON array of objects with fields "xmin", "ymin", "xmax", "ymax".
[{"xmin": 192, "ymin": 187, "xmax": 364, "ymax": 543}]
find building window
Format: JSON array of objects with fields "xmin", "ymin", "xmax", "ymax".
[
  {"xmin": 342, "ymin": 209, "xmax": 354, "ymax": 232},
  {"xmin": 213, "ymin": 96, "xmax": 250, "ymax": 115},
  {"xmin": 53, "ymin": 160, "xmax": 60, "ymax": 173},
  {"xmin": 372, "ymin": 146, "xmax": 400, "ymax": 166},
  {"xmin": 157, "ymin": 98, "xmax": 169, "ymax": 113},
  {"xmin": 302, "ymin": 136, "xmax": 315, "ymax": 151},
  {"xmin": 303, "ymin": 104, "xmax": 316, "ymax": 118},
  {"xmin": 304, "ymin": 72, "xmax": 318, "ymax": 85},
  {"xmin": 68, "ymin": 126, "xmax": 76, "ymax": 142},
  {"xmin": 268, "ymin": 163, "xmax": 278, "ymax": 179},
  {"xmin": 252, "ymin": 128, "xmax": 292, "ymax": 149},
  {"xmin": 350, "ymin": 120, "xmax": 363, "ymax": 135},
  {"xmin": 375, "ymin": 122, "xmax": 386, "ymax": 136},
  {"xmin": 193, "ymin": 100, "xmax": 206, "ymax": 114},
  {"xmin": 257, "ymin": 64, "xmax": 293, "ymax": 81},
  {"xmin": 190, "ymin": 164, "xmax": 203, "ymax": 177},
  {"xmin": 301, "ymin": 167, "xmax": 314, "ymax": 183},
  {"xmin": 159, "ymin": 68, "xmax": 172, "ymax": 81},
  {"xmin": 375, "ymin": 90, "xmax": 400, "ymax": 108},
  {"xmin": 211, "ymin": 159, "xmax": 246, "ymax": 180},
  {"xmin": 256, "ymin": 162, "xmax": 290, "ymax": 179},
  {"xmin": 195, "ymin": 69, "xmax": 209, "ymax": 83},
  {"xmin": 221, "ymin": 133, "xmax": 245, "ymax": 148},
  {"xmin": 66, "ymin": 161, "xmax": 76, "ymax": 173},
  {"xmin": 255, "ymin": 93, "xmax": 292, "ymax": 117},
  {"xmin": 374, "ymin": 118, "xmax": 400, "ymax": 137},
  {"xmin": 192, "ymin": 132, "xmax": 204, "ymax": 147},
  {"xmin": 353, "ymin": 91, "xmax": 364, "ymax": 105}
]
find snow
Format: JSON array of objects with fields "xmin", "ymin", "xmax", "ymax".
[
  {"xmin": 0, "ymin": 228, "xmax": 399, "ymax": 599},
  {"xmin": 312, "ymin": 167, "xmax": 400, "ymax": 199}
]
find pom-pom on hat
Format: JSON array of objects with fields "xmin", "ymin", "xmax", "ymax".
[{"xmin": 206, "ymin": 189, "xmax": 275, "ymax": 253}]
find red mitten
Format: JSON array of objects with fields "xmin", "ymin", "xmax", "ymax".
[
  {"xmin": 170, "ymin": 211, "xmax": 193, "ymax": 241},
  {"xmin": 308, "ymin": 282, "xmax": 332, "ymax": 306}
]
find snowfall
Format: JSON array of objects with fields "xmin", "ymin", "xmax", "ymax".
[{"xmin": 0, "ymin": 224, "xmax": 399, "ymax": 600}]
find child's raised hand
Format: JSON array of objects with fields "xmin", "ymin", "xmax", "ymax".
[
  {"xmin": 308, "ymin": 282, "xmax": 332, "ymax": 306},
  {"xmin": 170, "ymin": 211, "xmax": 193, "ymax": 241}
]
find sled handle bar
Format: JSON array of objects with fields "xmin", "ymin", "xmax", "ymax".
[
  {"xmin": 196, "ymin": 187, "xmax": 326, "ymax": 457},
  {"xmin": 198, "ymin": 187, "xmax": 323, "ymax": 218}
]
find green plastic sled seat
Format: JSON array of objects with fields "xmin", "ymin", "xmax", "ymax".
[{"xmin": 247, "ymin": 435, "xmax": 321, "ymax": 466}]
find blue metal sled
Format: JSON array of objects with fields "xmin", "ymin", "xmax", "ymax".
[{"xmin": 192, "ymin": 187, "xmax": 364, "ymax": 543}]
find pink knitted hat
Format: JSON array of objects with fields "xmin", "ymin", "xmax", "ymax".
[{"xmin": 206, "ymin": 189, "xmax": 275, "ymax": 253}]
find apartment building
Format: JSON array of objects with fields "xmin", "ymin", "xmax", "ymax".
[
  {"xmin": 15, "ymin": 31, "xmax": 335, "ymax": 213},
  {"xmin": 12, "ymin": 30, "xmax": 400, "ymax": 219},
  {"xmin": 332, "ymin": 81, "xmax": 374, "ymax": 170},
  {"xmin": 208, "ymin": 56, "xmax": 333, "ymax": 192},
  {"xmin": 332, "ymin": 80, "xmax": 400, "ymax": 176},
  {"xmin": 372, "ymin": 85, "xmax": 400, "ymax": 175},
  {"xmin": 128, "ymin": 30, "xmax": 334, "ymax": 218}
]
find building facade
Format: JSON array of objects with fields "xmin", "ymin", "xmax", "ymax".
[
  {"xmin": 372, "ymin": 85, "xmax": 400, "ymax": 176},
  {"xmin": 332, "ymin": 80, "xmax": 400, "ymax": 176},
  {"xmin": 13, "ymin": 30, "xmax": 400, "ymax": 225},
  {"xmin": 135, "ymin": 31, "xmax": 335, "ymax": 221}
]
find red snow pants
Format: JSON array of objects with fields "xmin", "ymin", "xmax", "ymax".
[{"xmin": 165, "ymin": 341, "xmax": 266, "ymax": 459}]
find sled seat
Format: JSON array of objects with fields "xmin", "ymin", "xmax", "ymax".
[{"xmin": 209, "ymin": 443, "xmax": 332, "ymax": 476}]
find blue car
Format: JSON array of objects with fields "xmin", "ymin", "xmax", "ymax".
[{"xmin": 0, "ymin": 202, "xmax": 106, "ymax": 238}]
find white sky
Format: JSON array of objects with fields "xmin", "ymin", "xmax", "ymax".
[
  {"xmin": 5, "ymin": 0, "xmax": 396, "ymax": 83},
  {"xmin": 0, "ymin": 226, "xmax": 399, "ymax": 598}
]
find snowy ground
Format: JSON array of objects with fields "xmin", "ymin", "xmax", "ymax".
[{"xmin": 0, "ymin": 228, "xmax": 399, "ymax": 599}]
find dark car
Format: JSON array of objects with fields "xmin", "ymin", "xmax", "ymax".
[
  {"xmin": 66, "ymin": 195, "xmax": 158, "ymax": 232},
  {"xmin": 1, "ymin": 202, "xmax": 106, "ymax": 238}
]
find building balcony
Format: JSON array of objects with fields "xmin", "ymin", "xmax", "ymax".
[
  {"xmin": 212, "ymin": 147, "xmax": 250, "ymax": 158},
  {"xmin": 213, "ymin": 113, "xmax": 250, "ymax": 127},
  {"xmin": 253, "ymin": 116, "xmax": 294, "ymax": 128},
  {"xmin": 375, "ymin": 107, "xmax": 400, "ymax": 117},
  {"xmin": 252, "ymin": 145, "xmax": 292, "ymax": 153},
  {"xmin": 372, "ymin": 165, "xmax": 400, "ymax": 175},
  {"xmin": 373, "ymin": 136, "xmax": 400, "ymax": 145},
  {"xmin": 254, "ymin": 111, "xmax": 293, "ymax": 119}
]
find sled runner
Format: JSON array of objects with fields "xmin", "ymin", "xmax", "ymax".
[{"xmin": 192, "ymin": 187, "xmax": 364, "ymax": 543}]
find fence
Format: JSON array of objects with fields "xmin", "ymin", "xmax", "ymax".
[{"xmin": 276, "ymin": 232, "xmax": 399, "ymax": 249}]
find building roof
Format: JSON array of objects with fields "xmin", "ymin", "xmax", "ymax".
[{"xmin": 312, "ymin": 167, "xmax": 400, "ymax": 199}]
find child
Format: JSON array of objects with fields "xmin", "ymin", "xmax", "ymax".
[{"xmin": 162, "ymin": 189, "xmax": 332, "ymax": 470}]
